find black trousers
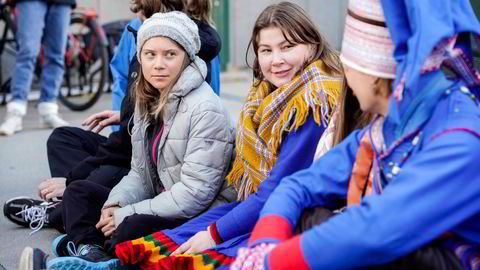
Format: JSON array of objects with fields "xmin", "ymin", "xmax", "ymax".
[
  {"xmin": 47, "ymin": 127, "xmax": 107, "ymax": 178},
  {"xmin": 297, "ymin": 208, "xmax": 464, "ymax": 270},
  {"xmin": 62, "ymin": 180, "xmax": 187, "ymax": 254},
  {"xmin": 46, "ymin": 127, "xmax": 129, "ymax": 232}
]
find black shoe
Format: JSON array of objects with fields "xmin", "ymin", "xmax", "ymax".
[
  {"xmin": 3, "ymin": 196, "xmax": 58, "ymax": 233},
  {"xmin": 72, "ymin": 244, "xmax": 115, "ymax": 262},
  {"xmin": 18, "ymin": 246, "xmax": 47, "ymax": 270},
  {"xmin": 47, "ymin": 244, "xmax": 120, "ymax": 270}
]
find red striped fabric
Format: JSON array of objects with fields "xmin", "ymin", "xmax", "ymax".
[{"xmin": 116, "ymin": 231, "xmax": 235, "ymax": 269}]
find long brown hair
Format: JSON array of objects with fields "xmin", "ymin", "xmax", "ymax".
[
  {"xmin": 332, "ymin": 77, "xmax": 393, "ymax": 145},
  {"xmin": 246, "ymin": 1, "xmax": 364, "ymax": 144},
  {"xmin": 332, "ymin": 84, "xmax": 373, "ymax": 145},
  {"xmin": 130, "ymin": 0, "xmax": 185, "ymax": 19},
  {"xmin": 246, "ymin": 1, "xmax": 343, "ymax": 89},
  {"xmin": 135, "ymin": 42, "xmax": 190, "ymax": 121},
  {"xmin": 184, "ymin": 0, "xmax": 214, "ymax": 25}
]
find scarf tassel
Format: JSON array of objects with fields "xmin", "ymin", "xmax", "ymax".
[{"xmin": 270, "ymin": 86, "xmax": 340, "ymax": 157}]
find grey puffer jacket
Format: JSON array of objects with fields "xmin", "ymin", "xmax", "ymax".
[{"xmin": 104, "ymin": 57, "xmax": 237, "ymax": 227}]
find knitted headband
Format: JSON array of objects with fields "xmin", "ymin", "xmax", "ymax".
[
  {"xmin": 137, "ymin": 11, "xmax": 200, "ymax": 62},
  {"xmin": 340, "ymin": 0, "xmax": 396, "ymax": 79}
]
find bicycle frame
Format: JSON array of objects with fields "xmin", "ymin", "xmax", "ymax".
[{"xmin": 71, "ymin": 8, "xmax": 108, "ymax": 45}]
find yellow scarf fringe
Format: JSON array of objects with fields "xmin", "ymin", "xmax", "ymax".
[{"xmin": 270, "ymin": 79, "xmax": 341, "ymax": 156}]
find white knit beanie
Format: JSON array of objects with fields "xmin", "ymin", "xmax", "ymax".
[{"xmin": 137, "ymin": 11, "xmax": 200, "ymax": 62}]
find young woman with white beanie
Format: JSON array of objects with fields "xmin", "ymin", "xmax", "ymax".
[{"xmin": 45, "ymin": 11, "xmax": 236, "ymax": 269}]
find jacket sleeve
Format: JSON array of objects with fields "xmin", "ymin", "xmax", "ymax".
[
  {"xmin": 258, "ymin": 130, "xmax": 480, "ymax": 270},
  {"xmin": 213, "ymin": 114, "xmax": 326, "ymax": 243},
  {"xmin": 113, "ymin": 101, "xmax": 234, "ymax": 222},
  {"xmin": 248, "ymin": 129, "xmax": 361, "ymax": 247},
  {"xmin": 104, "ymin": 113, "xmax": 154, "ymax": 226},
  {"xmin": 110, "ymin": 19, "xmax": 137, "ymax": 111}
]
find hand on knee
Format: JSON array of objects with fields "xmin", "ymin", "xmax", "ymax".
[
  {"xmin": 96, "ymin": 206, "xmax": 119, "ymax": 237},
  {"xmin": 38, "ymin": 177, "xmax": 66, "ymax": 201}
]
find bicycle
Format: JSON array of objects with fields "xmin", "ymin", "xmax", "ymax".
[{"xmin": 0, "ymin": 1, "xmax": 109, "ymax": 111}]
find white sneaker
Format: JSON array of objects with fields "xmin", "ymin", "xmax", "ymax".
[
  {"xmin": 38, "ymin": 102, "xmax": 69, "ymax": 129},
  {"xmin": 0, "ymin": 101, "xmax": 26, "ymax": 136},
  {"xmin": 18, "ymin": 246, "xmax": 48, "ymax": 270}
]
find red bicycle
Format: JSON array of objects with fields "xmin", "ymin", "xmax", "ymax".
[{"xmin": 0, "ymin": 1, "xmax": 109, "ymax": 111}]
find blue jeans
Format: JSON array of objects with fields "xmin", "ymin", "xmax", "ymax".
[{"xmin": 11, "ymin": 1, "xmax": 71, "ymax": 103}]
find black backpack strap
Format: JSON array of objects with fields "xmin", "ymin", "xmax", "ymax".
[{"xmin": 127, "ymin": 25, "xmax": 138, "ymax": 43}]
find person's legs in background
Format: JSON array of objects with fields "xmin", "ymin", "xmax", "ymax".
[
  {"xmin": 38, "ymin": 3, "xmax": 71, "ymax": 128},
  {"xmin": 0, "ymin": 1, "xmax": 46, "ymax": 136}
]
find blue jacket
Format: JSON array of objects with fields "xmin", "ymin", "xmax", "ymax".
[
  {"xmin": 250, "ymin": 87, "xmax": 480, "ymax": 269},
  {"xmin": 210, "ymin": 55, "xmax": 221, "ymax": 96},
  {"xmin": 214, "ymin": 113, "xmax": 325, "ymax": 243},
  {"xmin": 249, "ymin": 1, "xmax": 480, "ymax": 268},
  {"xmin": 110, "ymin": 18, "xmax": 140, "ymax": 113}
]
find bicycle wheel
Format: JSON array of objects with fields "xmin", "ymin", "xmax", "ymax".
[{"xmin": 58, "ymin": 15, "xmax": 109, "ymax": 111}]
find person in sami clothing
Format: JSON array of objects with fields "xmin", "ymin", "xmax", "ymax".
[
  {"xmin": 113, "ymin": 2, "xmax": 373, "ymax": 270},
  {"xmin": 232, "ymin": 0, "xmax": 480, "ymax": 269}
]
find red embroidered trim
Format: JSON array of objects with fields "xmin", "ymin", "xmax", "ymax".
[
  {"xmin": 209, "ymin": 222, "xmax": 224, "ymax": 245},
  {"xmin": 268, "ymin": 235, "xmax": 309, "ymax": 270},
  {"xmin": 249, "ymin": 215, "xmax": 292, "ymax": 244}
]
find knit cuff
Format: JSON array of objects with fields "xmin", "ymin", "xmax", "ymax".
[
  {"xmin": 209, "ymin": 222, "xmax": 224, "ymax": 245},
  {"xmin": 266, "ymin": 235, "xmax": 309, "ymax": 270},
  {"xmin": 249, "ymin": 215, "xmax": 292, "ymax": 246}
]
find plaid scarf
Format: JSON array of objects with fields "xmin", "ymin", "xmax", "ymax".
[{"xmin": 227, "ymin": 60, "xmax": 343, "ymax": 200}]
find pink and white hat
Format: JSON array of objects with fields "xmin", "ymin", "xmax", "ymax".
[{"xmin": 340, "ymin": 0, "xmax": 396, "ymax": 79}]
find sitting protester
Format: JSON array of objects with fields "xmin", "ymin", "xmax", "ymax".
[
  {"xmin": 3, "ymin": 0, "xmax": 222, "ymax": 235},
  {"xmin": 232, "ymin": 0, "xmax": 480, "ymax": 269},
  {"xmin": 112, "ymin": 2, "xmax": 368, "ymax": 269},
  {"xmin": 44, "ymin": 11, "xmax": 236, "ymax": 269}
]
